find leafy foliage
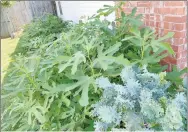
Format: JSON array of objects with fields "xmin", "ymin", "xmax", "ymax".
[
  {"xmin": 2, "ymin": 2, "xmax": 186, "ymax": 131},
  {"xmin": 2, "ymin": 14, "xmax": 130, "ymax": 131},
  {"xmin": 12, "ymin": 14, "xmax": 72, "ymax": 56},
  {"xmin": 92, "ymin": 65, "xmax": 187, "ymax": 131},
  {"xmin": 1, "ymin": 1, "xmax": 15, "ymax": 7}
]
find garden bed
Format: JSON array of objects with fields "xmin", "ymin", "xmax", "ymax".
[{"xmin": 1, "ymin": 3, "xmax": 187, "ymax": 131}]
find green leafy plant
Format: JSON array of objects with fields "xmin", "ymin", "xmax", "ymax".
[
  {"xmin": 12, "ymin": 14, "xmax": 72, "ymax": 56},
  {"xmin": 92, "ymin": 65, "xmax": 187, "ymax": 131},
  {"xmin": 165, "ymin": 66, "xmax": 188, "ymax": 96},
  {"xmin": 2, "ymin": 2, "xmax": 185, "ymax": 131},
  {"xmin": 91, "ymin": 4, "xmax": 175, "ymax": 73},
  {"xmin": 1, "ymin": 1, "xmax": 15, "ymax": 7},
  {"xmin": 2, "ymin": 21, "xmax": 131, "ymax": 131}
]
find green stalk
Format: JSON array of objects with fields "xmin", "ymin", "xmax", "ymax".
[
  {"xmin": 141, "ymin": 40, "xmax": 145, "ymax": 60},
  {"xmin": 87, "ymin": 49, "xmax": 95, "ymax": 76},
  {"xmin": 22, "ymin": 67, "xmax": 37, "ymax": 89}
]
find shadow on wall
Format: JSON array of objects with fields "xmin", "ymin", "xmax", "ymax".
[{"xmin": 55, "ymin": 1, "xmax": 115, "ymax": 23}]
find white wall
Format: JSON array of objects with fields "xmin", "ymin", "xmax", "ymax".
[{"xmin": 55, "ymin": 1, "xmax": 115, "ymax": 23}]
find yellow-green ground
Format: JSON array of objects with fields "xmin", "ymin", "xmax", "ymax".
[{"xmin": 1, "ymin": 37, "xmax": 19, "ymax": 82}]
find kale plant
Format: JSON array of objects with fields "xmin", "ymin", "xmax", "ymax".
[{"xmin": 92, "ymin": 65, "xmax": 187, "ymax": 131}]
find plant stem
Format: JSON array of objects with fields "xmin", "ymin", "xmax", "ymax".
[
  {"xmin": 87, "ymin": 50, "xmax": 95, "ymax": 76},
  {"xmin": 22, "ymin": 67, "xmax": 37, "ymax": 89},
  {"xmin": 141, "ymin": 40, "xmax": 145, "ymax": 60}
]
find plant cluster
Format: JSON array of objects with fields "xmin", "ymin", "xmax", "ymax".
[
  {"xmin": 12, "ymin": 14, "xmax": 72, "ymax": 56},
  {"xmin": 92, "ymin": 65, "xmax": 187, "ymax": 131},
  {"xmin": 1, "ymin": 1, "xmax": 15, "ymax": 8},
  {"xmin": 2, "ymin": 2, "xmax": 187, "ymax": 131}
]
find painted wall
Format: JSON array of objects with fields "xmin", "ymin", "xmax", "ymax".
[{"xmin": 55, "ymin": 1, "xmax": 115, "ymax": 23}]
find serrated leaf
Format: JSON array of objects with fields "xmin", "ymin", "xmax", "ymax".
[
  {"xmin": 131, "ymin": 7, "xmax": 137, "ymax": 16},
  {"xmin": 71, "ymin": 52, "xmax": 86, "ymax": 74},
  {"xmin": 104, "ymin": 42, "xmax": 122, "ymax": 56},
  {"xmin": 101, "ymin": 54, "xmax": 130, "ymax": 66},
  {"xmin": 47, "ymin": 76, "xmax": 90, "ymax": 96},
  {"xmin": 58, "ymin": 60, "xmax": 72, "ymax": 73},
  {"xmin": 55, "ymin": 56, "xmax": 71, "ymax": 63},
  {"xmin": 26, "ymin": 56, "xmax": 40, "ymax": 72},
  {"xmin": 28, "ymin": 111, "xmax": 32, "ymax": 125},
  {"xmin": 32, "ymin": 108, "xmax": 46, "ymax": 124},
  {"xmin": 61, "ymin": 93, "xmax": 71, "ymax": 107},
  {"xmin": 60, "ymin": 108, "xmax": 75, "ymax": 119},
  {"xmin": 58, "ymin": 51, "xmax": 86, "ymax": 74},
  {"xmin": 1, "ymin": 88, "xmax": 28, "ymax": 99},
  {"xmin": 130, "ymin": 27, "xmax": 141, "ymax": 37},
  {"xmin": 165, "ymin": 66, "xmax": 188, "ymax": 86}
]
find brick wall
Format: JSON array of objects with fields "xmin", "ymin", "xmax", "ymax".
[{"xmin": 119, "ymin": 1, "xmax": 187, "ymax": 71}]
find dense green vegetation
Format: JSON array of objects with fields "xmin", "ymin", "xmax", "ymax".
[
  {"xmin": 1, "ymin": 1, "xmax": 15, "ymax": 7},
  {"xmin": 2, "ymin": 3, "xmax": 187, "ymax": 131}
]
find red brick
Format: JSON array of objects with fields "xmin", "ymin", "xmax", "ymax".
[
  {"xmin": 174, "ymin": 23, "xmax": 185, "ymax": 31},
  {"xmin": 156, "ymin": 22, "xmax": 160, "ymax": 28},
  {"xmin": 163, "ymin": 22, "xmax": 173, "ymax": 30},
  {"xmin": 177, "ymin": 58, "xmax": 188, "ymax": 64},
  {"xmin": 157, "ymin": 8, "xmax": 185, "ymax": 15},
  {"xmin": 155, "ymin": 27, "xmax": 159, "ymax": 34},
  {"xmin": 176, "ymin": 52, "xmax": 182, "ymax": 59},
  {"xmin": 145, "ymin": 20, "xmax": 150, "ymax": 26},
  {"xmin": 164, "ymin": 1, "xmax": 184, "ymax": 7},
  {"xmin": 173, "ymin": 31, "xmax": 186, "ymax": 38},
  {"xmin": 163, "ymin": 29, "xmax": 169, "ymax": 35},
  {"xmin": 173, "ymin": 38, "xmax": 185, "ymax": 45},
  {"xmin": 122, "ymin": 7, "xmax": 133, "ymax": 13},
  {"xmin": 152, "ymin": 2, "xmax": 161, "ymax": 7},
  {"xmin": 137, "ymin": 2, "xmax": 151, "ymax": 7},
  {"xmin": 184, "ymin": 39, "xmax": 187, "ymax": 45},
  {"xmin": 164, "ymin": 16, "xmax": 187, "ymax": 23},
  {"xmin": 145, "ymin": 8, "xmax": 150, "ymax": 13},
  {"xmin": 175, "ymin": 50, "xmax": 187, "ymax": 59},
  {"xmin": 149, "ymin": 21, "xmax": 155, "ymax": 27},
  {"xmin": 182, "ymin": 50, "xmax": 187, "ymax": 58},
  {"xmin": 159, "ymin": 29, "xmax": 164, "ymax": 37},
  {"xmin": 176, "ymin": 8, "xmax": 186, "ymax": 15},
  {"xmin": 154, "ymin": 8, "xmax": 158, "ymax": 13},
  {"xmin": 183, "ymin": 38, "xmax": 187, "ymax": 44},
  {"xmin": 178, "ymin": 63, "xmax": 187, "ymax": 69},
  {"xmin": 170, "ymin": 8, "xmax": 177, "ymax": 14},
  {"xmin": 145, "ymin": 14, "xmax": 150, "ymax": 19},
  {"xmin": 155, "ymin": 15, "xmax": 161, "ymax": 21},
  {"xmin": 171, "ymin": 45, "xmax": 185, "ymax": 52},
  {"xmin": 137, "ymin": 8, "xmax": 145, "ymax": 13},
  {"xmin": 158, "ymin": 8, "xmax": 171, "ymax": 14},
  {"xmin": 150, "ymin": 14, "xmax": 154, "ymax": 20},
  {"xmin": 123, "ymin": 2, "xmax": 130, "ymax": 7},
  {"xmin": 129, "ymin": 1, "xmax": 137, "ymax": 7}
]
